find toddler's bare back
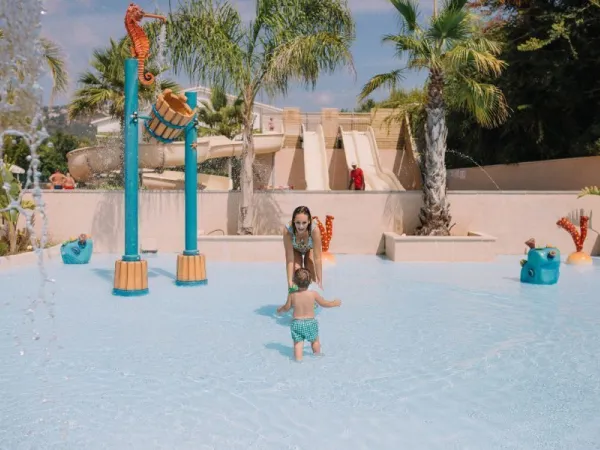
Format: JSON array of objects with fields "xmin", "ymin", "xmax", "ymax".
[{"xmin": 291, "ymin": 290, "xmax": 318, "ymax": 319}]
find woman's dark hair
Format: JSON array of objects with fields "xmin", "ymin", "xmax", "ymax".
[{"xmin": 291, "ymin": 205, "xmax": 312, "ymax": 235}]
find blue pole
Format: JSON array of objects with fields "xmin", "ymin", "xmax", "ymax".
[
  {"xmin": 184, "ymin": 91, "xmax": 199, "ymax": 256},
  {"xmin": 123, "ymin": 58, "xmax": 140, "ymax": 262}
]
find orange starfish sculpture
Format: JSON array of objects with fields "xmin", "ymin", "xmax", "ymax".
[{"xmin": 556, "ymin": 215, "xmax": 592, "ymax": 264}]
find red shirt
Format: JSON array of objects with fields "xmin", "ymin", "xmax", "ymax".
[{"xmin": 350, "ymin": 168, "xmax": 364, "ymax": 189}]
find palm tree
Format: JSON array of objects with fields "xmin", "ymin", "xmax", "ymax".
[
  {"xmin": 68, "ymin": 37, "xmax": 178, "ymax": 123},
  {"xmin": 0, "ymin": 28, "xmax": 68, "ymax": 102},
  {"xmin": 359, "ymin": 0, "xmax": 508, "ymax": 236},
  {"xmin": 197, "ymin": 86, "xmax": 244, "ymax": 139},
  {"xmin": 167, "ymin": 0, "xmax": 355, "ymax": 234},
  {"xmin": 197, "ymin": 85, "xmax": 245, "ymax": 188}
]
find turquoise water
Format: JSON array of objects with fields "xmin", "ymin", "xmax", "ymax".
[{"xmin": 1, "ymin": 254, "xmax": 599, "ymax": 449}]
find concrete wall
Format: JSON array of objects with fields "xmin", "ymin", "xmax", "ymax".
[
  {"xmin": 447, "ymin": 156, "xmax": 600, "ymax": 190},
  {"xmin": 36, "ymin": 190, "xmax": 600, "ymax": 256}
]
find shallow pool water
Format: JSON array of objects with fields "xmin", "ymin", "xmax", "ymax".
[{"xmin": 1, "ymin": 254, "xmax": 600, "ymax": 449}]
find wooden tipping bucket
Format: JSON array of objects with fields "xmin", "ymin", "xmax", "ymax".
[{"xmin": 144, "ymin": 89, "xmax": 196, "ymax": 143}]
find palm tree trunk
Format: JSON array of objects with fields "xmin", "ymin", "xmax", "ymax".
[
  {"xmin": 238, "ymin": 109, "xmax": 255, "ymax": 235},
  {"xmin": 416, "ymin": 70, "xmax": 452, "ymax": 236},
  {"xmin": 8, "ymin": 219, "xmax": 17, "ymax": 255}
]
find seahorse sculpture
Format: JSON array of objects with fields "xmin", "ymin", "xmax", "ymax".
[
  {"xmin": 314, "ymin": 215, "xmax": 335, "ymax": 252},
  {"xmin": 124, "ymin": 3, "xmax": 166, "ymax": 86}
]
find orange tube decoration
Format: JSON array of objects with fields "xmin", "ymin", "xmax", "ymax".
[
  {"xmin": 556, "ymin": 216, "xmax": 593, "ymax": 265},
  {"xmin": 314, "ymin": 215, "xmax": 335, "ymax": 263}
]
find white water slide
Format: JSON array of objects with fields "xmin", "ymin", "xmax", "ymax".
[
  {"xmin": 301, "ymin": 124, "xmax": 330, "ymax": 190},
  {"xmin": 339, "ymin": 126, "xmax": 404, "ymax": 191},
  {"xmin": 67, "ymin": 133, "xmax": 285, "ymax": 183}
]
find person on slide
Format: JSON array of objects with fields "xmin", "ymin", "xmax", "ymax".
[
  {"xmin": 348, "ymin": 162, "xmax": 365, "ymax": 191},
  {"xmin": 283, "ymin": 205, "xmax": 324, "ymax": 294}
]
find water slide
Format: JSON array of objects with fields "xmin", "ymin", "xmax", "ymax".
[
  {"xmin": 339, "ymin": 126, "xmax": 404, "ymax": 191},
  {"xmin": 301, "ymin": 124, "xmax": 330, "ymax": 190},
  {"xmin": 67, "ymin": 133, "xmax": 285, "ymax": 184}
]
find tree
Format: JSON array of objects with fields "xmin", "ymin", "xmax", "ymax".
[
  {"xmin": 0, "ymin": 28, "xmax": 68, "ymax": 100},
  {"xmin": 355, "ymin": 98, "xmax": 377, "ymax": 113},
  {"xmin": 167, "ymin": 0, "xmax": 355, "ymax": 234},
  {"xmin": 197, "ymin": 85, "xmax": 244, "ymax": 139},
  {"xmin": 196, "ymin": 85, "xmax": 245, "ymax": 188},
  {"xmin": 3, "ymin": 132, "xmax": 90, "ymax": 180},
  {"xmin": 359, "ymin": 0, "xmax": 508, "ymax": 236},
  {"xmin": 0, "ymin": 164, "xmax": 35, "ymax": 255},
  {"xmin": 68, "ymin": 37, "xmax": 178, "ymax": 123},
  {"xmin": 446, "ymin": 0, "xmax": 600, "ymax": 166}
]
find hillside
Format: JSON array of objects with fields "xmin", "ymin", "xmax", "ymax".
[{"xmin": 42, "ymin": 106, "xmax": 97, "ymax": 140}]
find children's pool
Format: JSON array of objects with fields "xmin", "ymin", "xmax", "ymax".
[{"xmin": 1, "ymin": 254, "xmax": 599, "ymax": 449}]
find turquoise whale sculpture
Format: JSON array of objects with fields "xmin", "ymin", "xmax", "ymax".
[
  {"xmin": 520, "ymin": 238, "xmax": 560, "ymax": 285},
  {"xmin": 61, "ymin": 234, "xmax": 94, "ymax": 265}
]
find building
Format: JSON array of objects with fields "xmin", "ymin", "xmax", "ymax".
[{"xmin": 91, "ymin": 85, "xmax": 284, "ymax": 136}]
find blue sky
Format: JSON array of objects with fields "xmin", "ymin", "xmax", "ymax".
[{"xmin": 40, "ymin": 0, "xmax": 432, "ymax": 111}]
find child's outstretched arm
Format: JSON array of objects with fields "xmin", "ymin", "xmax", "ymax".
[
  {"xmin": 314, "ymin": 293, "xmax": 341, "ymax": 308},
  {"xmin": 277, "ymin": 294, "xmax": 293, "ymax": 315}
]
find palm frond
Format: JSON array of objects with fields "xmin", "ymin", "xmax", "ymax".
[
  {"xmin": 428, "ymin": 8, "xmax": 469, "ymax": 43},
  {"xmin": 168, "ymin": 0, "xmax": 246, "ymax": 89},
  {"xmin": 262, "ymin": 32, "xmax": 355, "ymax": 96},
  {"xmin": 40, "ymin": 37, "xmax": 69, "ymax": 96},
  {"xmin": 358, "ymin": 70, "xmax": 405, "ymax": 101},
  {"xmin": 444, "ymin": 43, "xmax": 506, "ymax": 77},
  {"xmin": 389, "ymin": 0, "xmax": 421, "ymax": 33},
  {"xmin": 578, "ymin": 186, "xmax": 600, "ymax": 198},
  {"xmin": 447, "ymin": 74, "xmax": 509, "ymax": 128},
  {"xmin": 443, "ymin": 0, "xmax": 469, "ymax": 13},
  {"xmin": 383, "ymin": 34, "xmax": 432, "ymax": 68}
]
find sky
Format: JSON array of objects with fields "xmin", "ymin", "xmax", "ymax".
[{"xmin": 39, "ymin": 0, "xmax": 432, "ymax": 111}]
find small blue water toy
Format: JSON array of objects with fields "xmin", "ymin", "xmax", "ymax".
[
  {"xmin": 61, "ymin": 234, "xmax": 94, "ymax": 265},
  {"xmin": 520, "ymin": 238, "xmax": 560, "ymax": 285}
]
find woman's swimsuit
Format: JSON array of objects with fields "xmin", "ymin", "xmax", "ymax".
[{"xmin": 286, "ymin": 220, "xmax": 316, "ymax": 254}]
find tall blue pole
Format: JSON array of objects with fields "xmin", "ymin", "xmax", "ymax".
[
  {"xmin": 113, "ymin": 57, "xmax": 148, "ymax": 297},
  {"xmin": 123, "ymin": 58, "xmax": 140, "ymax": 262},
  {"xmin": 184, "ymin": 91, "xmax": 199, "ymax": 256},
  {"xmin": 175, "ymin": 90, "xmax": 206, "ymax": 287}
]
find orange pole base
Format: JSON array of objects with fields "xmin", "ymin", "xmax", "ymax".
[
  {"xmin": 176, "ymin": 253, "xmax": 208, "ymax": 286},
  {"xmin": 113, "ymin": 260, "xmax": 149, "ymax": 296}
]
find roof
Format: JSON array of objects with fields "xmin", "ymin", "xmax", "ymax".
[
  {"xmin": 183, "ymin": 86, "xmax": 284, "ymax": 113},
  {"xmin": 90, "ymin": 84, "xmax": 283, "ymax": 124}
]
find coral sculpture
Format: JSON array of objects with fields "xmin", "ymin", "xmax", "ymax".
[
  {"xmin": 556, "ymin": 215, "xmax": 593, "ymax": 265},
  {"xmin": 314, "ymin": 215, "xmax": 335, "ymax": 263}
]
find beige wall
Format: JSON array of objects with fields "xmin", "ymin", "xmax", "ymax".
[
  {"xmin": 37, "ymin": 190, "xmax": 600, "ymax": 256},
  {"xmin": 448, "ymin": 155, "xmax": 600, "ymax": 190}
]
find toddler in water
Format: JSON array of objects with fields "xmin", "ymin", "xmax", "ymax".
[{"xmin": 277, "ymin": 268, "xmax": 341, "ymax": 361}]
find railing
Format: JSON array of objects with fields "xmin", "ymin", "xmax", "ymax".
[{"xmin": 338, "ymin": 113, "xmax": 371, "ymax": 131}]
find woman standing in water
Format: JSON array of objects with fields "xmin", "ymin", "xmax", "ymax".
[{"xmin": 283, "ymin": 206, "xmax": 323, "ymax": 292}]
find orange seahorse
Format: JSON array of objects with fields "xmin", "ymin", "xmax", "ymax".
[{"xmin": 124, "ymin": 3, "xmax": 166, "ymax": 86}]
